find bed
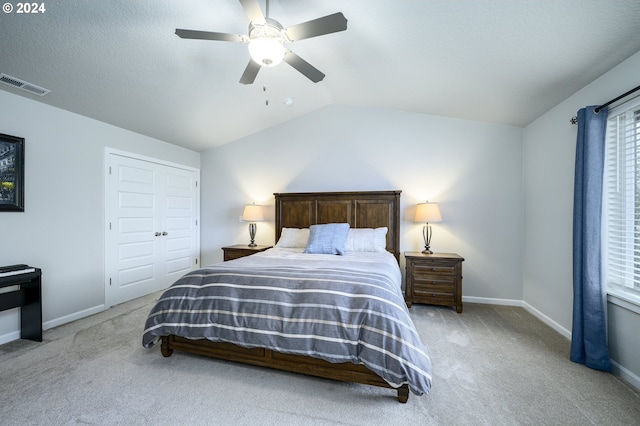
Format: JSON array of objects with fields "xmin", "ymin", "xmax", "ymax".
[{"xmin": 142, "ymin": 190, "xmax": 431, "ymax": 402}]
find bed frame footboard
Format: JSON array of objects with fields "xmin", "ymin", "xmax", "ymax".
[{"xmin": 161, "ymin": 335, "xmax": 409, "ymax": 403}]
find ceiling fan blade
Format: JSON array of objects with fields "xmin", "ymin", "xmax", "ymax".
[
  {"xmin": 283, "ymin": 50, "xmax": 325, "ymax": 83},
  {"xmin": 175, "ymin": 29, "xmax": 249, "ymax": 43},
  {"xmin": 239, "ymin": 60, "xmax": 261, "ymax": 85},
  {"xmin": 285, "ymin": 12, "xmax": 348, "ymax": 41},
  {"xmin": 239, "ymin": 0, "xmax": 265, "ymax": 24}
]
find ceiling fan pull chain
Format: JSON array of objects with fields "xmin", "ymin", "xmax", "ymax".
[{"xmin": 263, "ymin": 66, "xmax": 271, "ymax": 106}]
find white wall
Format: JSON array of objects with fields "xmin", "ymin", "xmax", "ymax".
[
  {"xmin": 523, "ymin": 50, "xmax": 640, "ymax": 386},
  {"xmin": 200, "ymin": 104, "xmax": 524, "ymax": 303},
  {"xmin": 0, "ymin": 90, "xmax": 200, "ymax": 342}
]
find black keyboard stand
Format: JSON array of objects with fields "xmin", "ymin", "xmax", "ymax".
[{"xmin": 0, "ymin": 268, "xmax": 42, "ymax": 342}]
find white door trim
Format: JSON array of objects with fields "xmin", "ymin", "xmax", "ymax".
[{"xmin": 105, "ymin": 148, "xmax": 200, "ymax": 174}]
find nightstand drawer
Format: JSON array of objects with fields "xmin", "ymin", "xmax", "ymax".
[
  {"xmin": 413, "ymin": 278, "xmax": 455, "ymax": 295},
  {"xmin": 413, "ymin": 264, "xmax": 456, "ymax": 277},
  {"xmin": 414, "ymin": 292, "xmax": 456, "ymax": 305},
  {"xmin": 413, "ymin": 264, "xmax": 456, "ymax": 283}
]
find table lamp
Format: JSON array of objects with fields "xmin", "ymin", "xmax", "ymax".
[
  {"xmin": 241, "ymin": 203, "xmax": 264, "ymax": 247},
  {"xmin": 414, "ymin": 202, "xmax": 442, "ymax": 254}
]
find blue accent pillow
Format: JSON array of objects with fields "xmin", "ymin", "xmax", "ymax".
[{"xmin": 304, "ymin": 223, "xmax": 350, "ymax": 255}]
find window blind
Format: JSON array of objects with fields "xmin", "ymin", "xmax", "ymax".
[{"xmin": 604, "ymin": 98, "xmax": 640, "ymax": 292}]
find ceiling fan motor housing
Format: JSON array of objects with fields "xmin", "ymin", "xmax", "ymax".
[{"xmin": 248, "ymin": 17, "xmax": 286, "ymax": 40}]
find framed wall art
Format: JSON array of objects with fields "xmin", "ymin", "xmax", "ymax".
[{"xmin": 0, "ymin": 133, "xmax": 25, "ymax": 212}]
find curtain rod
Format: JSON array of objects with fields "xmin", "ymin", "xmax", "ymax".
[
  {"xmin": 570, "ymin": 84, "xmax": 640, "ymax": 124},
  {"xmin": 594, "ymin": 84, "xmax": 640, "ymax": 113}
]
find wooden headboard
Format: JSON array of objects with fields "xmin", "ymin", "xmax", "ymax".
[{"xmin": 274, "ymin": 190, "xmax": 402, "ymax": 262}]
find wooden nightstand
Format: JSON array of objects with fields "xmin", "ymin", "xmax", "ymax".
[
  {"xmin": 404, "ymin": 252, "xmax": 465, "ymax": 313},
  {"xmin": 222, "ymin": 245, "xmax": 272, "ymax": 261}
]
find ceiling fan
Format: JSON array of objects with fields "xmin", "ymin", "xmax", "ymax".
[{"xmin": 175, "ymin": 0, "xmax": 348, "ymax": 84}]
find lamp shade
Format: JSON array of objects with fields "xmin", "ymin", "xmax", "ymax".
[
  {"xmin": 414, "ymin": 202, "xmax": 442, "ymax": 223},
  {"xmin": 242, "ymin": 204, "xmax": 264, "ymax": 222}
]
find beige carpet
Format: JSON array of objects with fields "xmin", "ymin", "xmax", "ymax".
[{"xmin": 1, "ymin": 293, "xmax": 639, "ymax": 425}]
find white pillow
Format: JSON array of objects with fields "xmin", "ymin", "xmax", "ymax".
[
  {"xmin": 343, "ymin": 227, "xmax": 388, "ymax": 252},
  {"xmin": 275, "ymin": 227, "xmax": 310, "ymax": 248}
]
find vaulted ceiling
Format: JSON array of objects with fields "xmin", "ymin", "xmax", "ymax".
[{"xmin": 1, "ymin": 0, "xmax": 640, "ymax": 151}]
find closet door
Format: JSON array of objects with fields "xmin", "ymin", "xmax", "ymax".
[
  {"xmin": 162, "ymin": 166, "xmax": 199, "ymax": 289},
  {"xmin": 106, "ymin": 152, "xmax": 199, "ymax": 307}
]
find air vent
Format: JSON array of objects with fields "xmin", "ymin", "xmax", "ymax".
[{"xmin": 0, "ymin": 73, "xmax": 50, "ymax": 96}]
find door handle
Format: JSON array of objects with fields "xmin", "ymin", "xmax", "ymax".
[
  {"xmin": 162, "ymin": 231, "xmax": 168, "ymax": 236},
  {"xmin": 154, "ymin": 232, "xmax": 161, "ymax": 237}
]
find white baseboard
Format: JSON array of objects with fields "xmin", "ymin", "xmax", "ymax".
[
  {"xmin": 0, "ymin": 304, "xmax": 105, "ymax": 346},
  {"xmin": 0, "ymin": 330, "xmax": 20, "ymax": 346},
  {"xmin": 462, "ymin": 295, "xmax": 523, "ymax": 307},
  {"xmin": 43, "ymin": 304, "xmax": 105, "ymax": 330},
  {"xmin": 611, "ymin": 359, "xmax": 640, "ymax": 391},
  {"xmin": 522, "ymin": 301, "xmax": 572, "ymax": 340},
  {"xmin": 463, "ymin": 295, "xmax": 572, "ymax": 339}
]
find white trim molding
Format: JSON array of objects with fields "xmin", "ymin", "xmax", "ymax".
[
  {"xmin": 0, "ymin": 304, "xmax": 104, "ymax": 345},
  {"xmin": 0, "ymin": 330, "xmax": 20, "ymax": 346},
  {"xmin": 462, "ymin": 295, "xmax": 523, "ymax": 307},
  {"xmin": 463, "ymin": 296, "xmax": 571, "ymax": 339},
  {"xmin": 611, "ymin": 360, "xmax": 640, "ymax": 391},
  {"xmin": 522, "ymin": 301, "xmax": 571, "ymax": 340},
  {"xmin": 607, "ymin": 290, "xmax": 640, "ymax": 315},
  {"xmin": 43, "ymin": 304, "xmax": 105, "ymax": 331}
]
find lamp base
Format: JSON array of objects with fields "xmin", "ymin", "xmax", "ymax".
[
  {"xmin": 248, "ymin": 222, "xmax": 257, "ymax": 247},
  {"xmin": 422, "ymin": 225, "xmax": 434, "ymax": 255}
]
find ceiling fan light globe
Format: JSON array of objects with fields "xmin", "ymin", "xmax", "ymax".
[{"xmin": 248, "ymin": 37, "xmax": 285, "ymax": 67}]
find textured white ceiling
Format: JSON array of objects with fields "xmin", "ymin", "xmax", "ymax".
[{"xmin": 1, "ymin": 0, "xmax": 640, "ymax": 151}]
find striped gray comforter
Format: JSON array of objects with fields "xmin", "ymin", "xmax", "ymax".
[{"xmin": 142, "ymin": 248, "xmax": 432, "ymax": 395}]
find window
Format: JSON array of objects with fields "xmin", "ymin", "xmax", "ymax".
[{"xmin": 604, "ymin": 98, "xmax": 640, "ymax": 301}]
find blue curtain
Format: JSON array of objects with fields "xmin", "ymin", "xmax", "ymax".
[{"xmin": 571, "ymin": 106, "xmax": 611, "ymax": 371}]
